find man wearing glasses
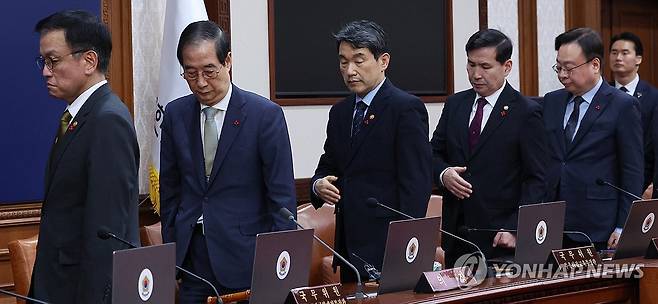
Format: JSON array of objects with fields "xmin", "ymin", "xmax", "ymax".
[
  {"xmin": 543, "ymin": 28, "xmax": 643, "ymax": 251},
  {"xmin": 159, "ymin": 21, "xmax": 296, "ymax": 302},
  {"xmin": 30, "ymin": 10, "xmax": 140, "ymax": 303}
]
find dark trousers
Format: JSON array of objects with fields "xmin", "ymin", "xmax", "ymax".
[{"xmin": 179, "ymin": 224, "xmax": 247, "ymax": 304}]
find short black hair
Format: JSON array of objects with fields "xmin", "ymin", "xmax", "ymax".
[
  {"xmin": 334, "ymin": 20, "xmax": 389, "ymax": 59},
  {"xmin": 177, "ymin": 20, "xmax": 231, "ymax": 66},
  {"xmin": 554, "ymin": 27, "xmax": 603, "ymax": 62},
  {"xmin": 610, "ymin": 32, "xmax": 643, "ymax": 56},
  {"xmin": 465, "ymin": 29, "xmax": 513, "ymax": 64},
  {"xmin": 35, "ymin": 10, "xmax": 112, "ymax": 73}
]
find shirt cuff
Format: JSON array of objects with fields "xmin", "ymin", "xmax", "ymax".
[
  {"xmin": 312, "ymin": 179, "xmax": 321, "ymax": 196},
  {"xmin": 614, "ymin": 227, "xmax": 623, "ymax": 235},
  {"xmin": 439, "ymin": 168, "xmax": 450, "ymax": 186}
]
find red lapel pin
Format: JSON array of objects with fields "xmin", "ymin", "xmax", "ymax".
[
  {"xmin": 233, "ymin": 120, "xmax": 240, "ymax": 126},
  {"xmin": 595, "ymin": 104, "xmax": 601, "ymax": 111},
  {"xmin": 363, "ymin": 114, "xmax": 375, "ymax": 125},
  {"xmin": 68, "ymin": 121, "xmax": 78, "ymax": 132},
  {"xmin": 501, "ymin": 105, "xmax": 509, "ymax": 117}
]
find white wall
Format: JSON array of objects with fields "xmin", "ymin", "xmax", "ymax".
[
  {"xmin": 537, "ymin": 0, "xmax": 565, "ymax": 95},
  {"xmin": 453, "ymin": 0, "xmax": 480, "ymax": 92},
  {"xmin": 487, "ymin": 0, "xmax": 520, "ymax": 91}
]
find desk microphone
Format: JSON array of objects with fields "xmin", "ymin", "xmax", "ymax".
[
  {"xmin": 350, "ymin": 252, "xmax": 381, "ymax": 281},
  {"xmin": 97, "ymin": 227, "xmax": 223, "ymax": 303},
  {"xmin": 277, "ymin": 208, "xmax": 367, "ymax": 300},
  {"xmin": 0, "ymin": 289, "xmax": 50, "ymax": 304},
  {"xmin": 365, "ymin": 197, "xmax": 487, "ymax": 268},
  {"xmin": 596, "ymin": 178, "xmax": 642, "ymax": 200}
]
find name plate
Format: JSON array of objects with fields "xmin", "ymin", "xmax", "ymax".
[
  {"xmin": 549, "ymin": 245, "xmax": 602, "ymax": 272},
  {"xmin": 414, "ymin": 266, "xmax": 469, "ymax": 293},
  {"xmin": 286, "ymin": 283, "xmax": 347, "ymax": 304}
]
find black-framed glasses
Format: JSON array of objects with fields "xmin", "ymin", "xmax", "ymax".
[
  {"xmin": 180, "ymin": 68, "xmax": 222, "ymax": 81},
  {"xmin": 36, "ymin": 49, "xmax": 89, "ymax": 72},
  {"xmin": 552, "ymin": 58, "xmax": 594, "ymax": 76}
]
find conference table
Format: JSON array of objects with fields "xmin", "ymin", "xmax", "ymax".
[{"xmin": 338, "ymin": 257, "xmax": 657, "ymax": 303}]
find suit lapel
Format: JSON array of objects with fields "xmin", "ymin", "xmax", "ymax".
[
  {"xmin": 182, "ymin": 100, "xmax": 207, "ymax": 189},
  {"xmin": 207, "ymin": 85, "xmax": 247, "ymax": 186},
  {"xmin": 344, "ymin": 80, "xmax": 391, "ymax": 168},
  {"xmin": 556, "ymin": 92, "xmax": 569, "ymax": 156},
  {"xmin": 568, "ymin": 82, "xmax": 612, "ymax": 153},
  {"xmin": 46, "ymin": 84, "xmax": 110, "ymax": 194},
  {"xmin": 456, "ymin": 91, "xmax": 475, "ymax": 161},
  {"xmin": 469, "ymin": 84, "xmax": 514, "ymax": 159},
  {"xmin": 337, "ymin": 97, "xmax": 354, "ymax": 170}
]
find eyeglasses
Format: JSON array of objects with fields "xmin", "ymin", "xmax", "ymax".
[
  {"xmin": 552, "ymin": 58, "xmax": 594, "ymax": 76},
  {"xmin": 180, "ymin": 68, "xmax": 222, "ymax": 81},
  {"xmin": 36, "ymin": 49, "xmax": 89, "ymax": 72}
]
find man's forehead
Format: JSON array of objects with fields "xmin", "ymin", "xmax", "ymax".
[
  {"xmin": 339, "ymin": 42, "xmax": 372, "ymax": 56},
  {"xmin": 611, "ymin": 40, "xmax": 635, "ymax": 50},
  {"xmin": 40, "ymin": 30, "xmax": 70, "ymax": 55}
]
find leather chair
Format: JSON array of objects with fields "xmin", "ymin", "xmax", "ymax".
[
  {"xmin": 296, "ymin": 203, "xmax": 340, "ymax": 285},
  {"xmin": 8, "ymin": 235, "xmax": 38, "ymax": 304},
  {"xmin": 140, "ymin": 222, "xmax": 163, "ymax": 246},
  {"xmin": 426, "ymin": 195, "xmax": 445, "ymax": 267}
]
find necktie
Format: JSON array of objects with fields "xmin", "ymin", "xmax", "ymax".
[
  {"xmin": 351, "ymin": 100, "xmax": 368, "ymax": 137},
  {"xmin": 564, "ymin": 96, "xmax": 583, "ymax": 144},
  {"xmin": 58, "ymin": 110, "xmax": 72, "ymax": 140},
  {"xmin": 468, "ymin": 98, "xmax": 487, "ymax": 152},
  {"xmin": 620, "ymin": 86, "xmax": 629, "ymax": 93},
  {"xmin": 203, "ymin": 107, "xmax": 220, "ymax": 177}
]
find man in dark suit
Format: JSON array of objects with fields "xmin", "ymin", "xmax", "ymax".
[
  {"xmin": 30, "ymin": 11, "xmax": 139, "ymax": 303},
  {"xmin": 159, "ymin": 21, "xmax": 296, "ymax": 302},
  {"xmin": 544, "ymin": 28, "xmax": 643, "ymax": 250},
  {"xmin": 311, "ymin": 20, "xmax": 432, "ymax": 282},
  {"xmin": 431, "ymin": 29, "xmax": 547, "ymax": 267},
  {"xmin": 609, "ymin": 32, "xmax": 658, "ymax": 195}
]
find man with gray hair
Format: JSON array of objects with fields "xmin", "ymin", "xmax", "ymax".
[
  {"xmin": 311, "ymin": 20, "xmax": 432, "ymax": 282},
  {"xmin": 159, "ymin": 20, "xmax": 296, "ymax": 302}
]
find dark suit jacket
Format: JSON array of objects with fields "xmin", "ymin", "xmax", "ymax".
[
  {"xmin": 30, "ymin": 83, "xmax": 140, "ymax": 304},
  {"xmin": 430, "ymin": 83, "xmax": 547, "ymax": 264},
  {"xmin": 159, "ymin": 85, "xmax": 296, "ymax": 289},
  {"xmin": 544, "ymin": 81, "xmax": 643, "ymax": 242},
  {"xmin": 611, "ymin": 79, "xmax": 658, "ymax": 188},
  {"xmin": 310, "ymin": 79, "xmax": 432, "ymax": 275}
]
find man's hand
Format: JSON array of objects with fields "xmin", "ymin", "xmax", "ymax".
[
  {"xmin": 607, "ymin": 230, "xmax": 621, "ymax": 249},
  {"xmin": 442, "ymin": 167, "xmax": 472, "ymax": 199},
  {"xmin": 493, "ymin": 232, "xmax": 516, "ymax": 248},
  {"xmin": 314, "ymin": 175, "xmax": 341, "ymax": 204}
]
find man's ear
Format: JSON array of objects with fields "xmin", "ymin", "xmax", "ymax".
[
  {"xmin": 83, "ymin": 50, "xmax": 99, "ymax": 75},
  {"xmin": 378, "ymin": 52, "xmax": 390, "ymax": 72},
  {"xmin": 503, "ymin": 59, "xmax": 513, "ymax": 77},
  {"xmin": 224, "ymin": 51, "xmax": 233, "ymax": 72}
]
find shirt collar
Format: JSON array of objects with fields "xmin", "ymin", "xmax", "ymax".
[
  {"xmin": 200, "ymin": 84, "xmax": 232, "ymax": 112},
  {"xmin": 66, "ymin": 80, "xmax": 107, "ymax": 119},
  {"xmin": 615, "ymin": 74, "xmax": 640, "ymax": 95},
  {"xmin": 576, "ymin": 76, "xmax": 603, "ymax": 104},
  {"xmin": 356, "ymin": 77, "xmax": 386, "ymax": 107},
  {"xmin": 474, "ymin": 81, "xmax": 506, "ymax": 108}
]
